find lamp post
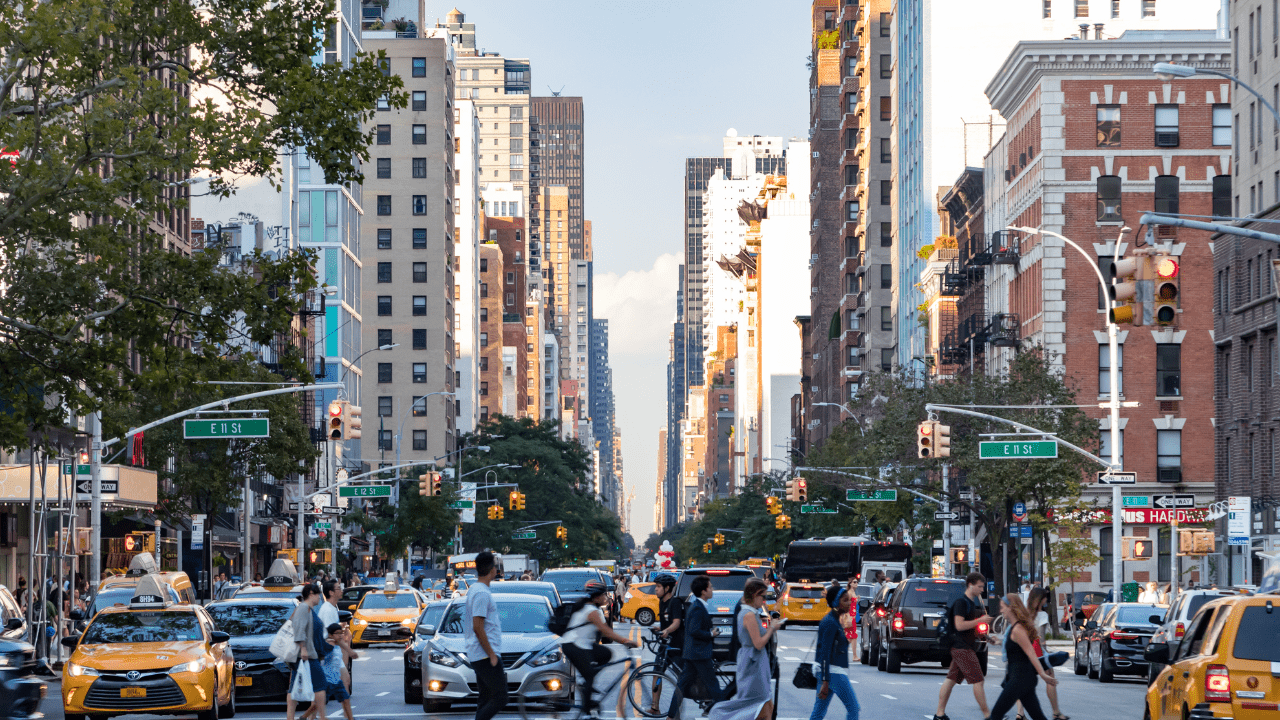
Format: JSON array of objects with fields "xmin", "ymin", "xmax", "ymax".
[
  {"xmin": 1153, "ymin": 62, "xmax": 1280, "ymax": 127},
  {"xmin": 338, "ymin": 343, "xmax": 398, "ymax": 387},
  {"xmin": 1008, "ymin": 225, "xmax": 1127, "ymax": 594}
]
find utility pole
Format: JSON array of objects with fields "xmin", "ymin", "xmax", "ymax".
[
  {"xmin": 90, "ymin": 411, "xmax": 102, "ymax": 584},
  {"xmin": 942, "ymin": 463, "xmax": 951, "ymax": 575}
]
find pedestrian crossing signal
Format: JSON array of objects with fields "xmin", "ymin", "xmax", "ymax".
[
  {"xmin": 950, "ymin": 547, "xmax": 969, "ymax": 564},
  {"xmin": 1122, "ymin": 536, "xmax": 1153, "ymax": 560}
]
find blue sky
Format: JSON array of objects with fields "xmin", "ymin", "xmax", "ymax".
[{"xmin": 441, "ymin": 1, "xmax": 809, "ymax": 540}]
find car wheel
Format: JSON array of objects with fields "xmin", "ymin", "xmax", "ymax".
[
  {"xmin": 222, "ymin": 674, "xmax": 237, "ymax": 718},
  {"xmin": 1098, "ymin": 651, "xmax": 1114, "ymax": 683},
  {"xmin": 860, "ymin": 638, "xmax": 871, "ymax": 665},
  {"xmin": 1087, "ymin": 647, "xmax": 1099, "ymax": 679},
  {"xmin": 636, "ymin": 608, "xmax": 656, "ymax": 626},
  {"xmin": 197, "ymin": 682, "xmax": 220, "ymax": 720},
  {"xmin": 868, "ymin": 637, "xmax": 881, "ymax": 667},
  {"xmin": 885, "ymin": 645, "xmax": 901, "ymax": 674},
  {"xmin": 876, "ymin": 644, "xmax": 887, "ymax": 672},
  {"xmin": 1074, "ymin": 643, "xmax": 1087, "ymax": 675}
]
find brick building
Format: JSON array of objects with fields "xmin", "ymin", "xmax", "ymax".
[
  {"xmin": 478, "ymin": 243, "xmax": 504, "ymax": 424},
  {"xmin": 984, "ymin": 30, "xmax": 1229, "ymax": 593},
  {"xmin": 483, "ymin": 214, "xmax": 531, "ymax": 418}
]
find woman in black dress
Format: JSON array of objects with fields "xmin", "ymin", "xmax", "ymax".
[{"xmin": 987, "ymin": 595, "xmax": 1058, "ymax": 720}]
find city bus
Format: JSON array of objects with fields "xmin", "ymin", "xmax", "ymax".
[
  {"xmin": 446, "ymin": 552, "xmax": 503, "ymax": 578},
  {"xmin": 781, "ymin": 536, "xmax": 913, "ymax": 584}
]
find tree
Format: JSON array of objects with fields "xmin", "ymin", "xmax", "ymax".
[
  {"xmin": 343, "ymin": 469, "xmax": 459, "ymax": 565},
  {"xmin": 0, "ymin": 0, "xmax": 403, "ymax": 452},
  {"xmin": 1045, "ymin": 505, "xmax": 1101, "ymax": 629}
]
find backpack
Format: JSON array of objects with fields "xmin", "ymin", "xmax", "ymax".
[
  {"xmin": 548, "ymin": 598, "xmax": 589, "ymax": 636},
  {"xmin": 937, "ymin": 596, "xmax": 965, "ymax": 650}
]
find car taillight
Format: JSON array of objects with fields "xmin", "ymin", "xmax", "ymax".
[
  {"xmin": 1111, "ymin": 631, "xmax": 1140, "ymax": 640},
  {"xmin": 977, "ymin": 622, "xmax": 989, "ymax": 635},
  {"xmin": 892, "ymin": 612, "xmax": 904, "ymax": 633},
  {"xmin": 1174, "ymin": 622, "xmax": 1185, "ymax": 639},
  {"xmin": 1205, "ymin": 665, "xmax": 1231, "ymax": 703},
  {"xmin": 876, "ymin": 608, "xmax": 886, "ymax": 618}
]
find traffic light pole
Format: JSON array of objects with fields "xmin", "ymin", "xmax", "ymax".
[{"xmin": 942, "ymin": 463, "xmax": 951, "ymax": 576}]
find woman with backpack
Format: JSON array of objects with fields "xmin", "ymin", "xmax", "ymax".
[
  {"xmin": 808, "ymin": 585, "xmax": 860, "ymax": 720},
  {"xmin": 986, "ymin": 595, "xmax": 1058, "ymax": 720},
  {"xmin": 560, "ymin": 581, "xmax": 640, "ymax": 718}
]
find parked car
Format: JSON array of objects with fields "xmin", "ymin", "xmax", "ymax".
[
  {"xmin": 1073, "ymin": 602, "xmax": 1115, "ymax": 677},
  {"xmin": 1143, "ymin": 593, "xmax": 1280, "ymax": 720},
  {"xmin": 857, "ymin": 582, "xmax": 897, "ymax": 667},
  {"xmin": 206, "ymin": 597, "xmax": 298, "ymax": 704},
  {"xmin": 877, "ymin": 577, "xmax": 988, "ymax": 674},
  {"xmin": 1081, "ymin": 602, "xmax": 1162, "ymax": 682},
  {"xmin": 403, "ymin": 600, "xmax": 450, "ymax": 704},
  {"xmin": 418, "ymin": 594, "xmax": 572, "ymax": 713},
  {"xmin": 0, "ymin": 586, "xmax": 28, "ymax": 643},
  {"xmin": 0, "ymin": 633, "xmax": 43, "ymax": 720},
  {"xmin": 1063, "ymin": 590, "xmax": 1109, "ymax": 631},
  {"xmin": 1145, "ymin": 589, "xmax": 1239, "ymax": 683}
]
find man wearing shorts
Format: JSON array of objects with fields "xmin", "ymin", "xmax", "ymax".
[{"xmin": 933, "ymin": 572, "xmax": 993, "ymax": 720}]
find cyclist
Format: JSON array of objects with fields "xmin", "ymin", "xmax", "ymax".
[
  {"xmin": 561, "ymin": 580, "xmax": 641, "ymax": 718},
  {"xmin": 654, "ymin": 573, "xmax": 684, "ymax": 656}
]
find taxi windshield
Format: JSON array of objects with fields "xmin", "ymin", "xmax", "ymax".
[
  {"xmin": 360, "ymin": 592, "xmax": 418, "ymax": 610},
  {"xmin": 82, "ymin": 611, "xmax": 203, "ymax": 644},
  {"xmin": 207, "ymin": 604, "xmax": 293, "ymax": 636},
  {"xmin": 89, "ymin": 586, "xmax": 179, "ymax": 618}
]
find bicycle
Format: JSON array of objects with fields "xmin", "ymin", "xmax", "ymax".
[
  {"xmin": 623, "ymin": 629, "xmax": 728, "ymax": 719},
  {"xmin": 518, "ymin": 643, "xmax": 644, "ymax": 720}
]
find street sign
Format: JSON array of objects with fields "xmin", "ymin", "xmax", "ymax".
[
  {"xmin": 62, "ymin": 464, "xmax": 90, "ymax": 476},
  {"xmin": 1020, "ymin": 525, "xmax": 1033, "ymax": 538},
  {"xmin": 1228, "ymin": 496, "xmax": 1251, "ymax": 546},
  {"xmin": 1153, "ymin": 494, "xmax": 1195, "ymax": 509},
  {"xmin": 800, "ymin": 505, "xmax": 838, "ymax": 514},
  {"xmin": 1012, "ymin": 501, "xmax": 1028, "ymax": 523},
  {"xmin": 191, "ymin": 514, "xmax": 205, "ymax": 550},
  {"xmin": 1122, "ymin": 495, "xmax": 1151, "ymax": 508},
  {"xmin": 934, "ymin": 511, "xmax": 959, "ymax": 521},
  {"xmin": 846, "ymin": 489, "xmax": 897, "ymax": 502},
  {"xmin": 76, "ymin": 480, "xmax": 118, "ymax": 495},
  {"xmin": 315, "ymin": 521, "xmax": 331, "ymax": 530},
  {"xmin": 449, "ymin": 500, "xmax": 475, "ymax": 509},
  {"xmin": 338, "ymin": 485, "xmax": 391, "ymax": 498},
  {"xmin": 183, "ymin": 418, "xmax": 270, "ymax": 439},
  {"xmin": 1097, "ymin": 471, "xmax": 1138, "ymax": 485},
  {"xmin": 979, "ymin": 440, "xmax": 1057, "ymax": 459},
  {"xmin": 512, "ymin": 531, "xmax": 536, "ymax": 540}
]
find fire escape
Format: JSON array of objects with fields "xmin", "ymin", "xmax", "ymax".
[{"xmin": 939, "ymin": 231, "xmax": 1021, "ymax": 374}]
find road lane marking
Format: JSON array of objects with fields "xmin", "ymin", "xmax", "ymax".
[
  {"xmin": 880, "ymin": 694, "xmax": 897, "ymax": 699},
  {"xmin": 375, "ymin": 691, "xmax": 390, "ymax": 696},
  {"xmin": 783, "ymin": 656, "xmax": 801, "ymax": 661}
]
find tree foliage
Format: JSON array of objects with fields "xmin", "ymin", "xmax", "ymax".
[{"xmin": 0, "ymin": 0, "xmax": 403, "ymax": 451}]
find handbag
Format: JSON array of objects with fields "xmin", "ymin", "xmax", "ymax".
[
  {"xmin": 290, "ymin": 661, "xmax": 315, "ymax": 702},
  {"xmin": 791, "ymin": 631, "xmax": 819, "ymax": 689},
  {"xmin": 270, "ymin": 618, "xmax": 299, "ymax": 663}
]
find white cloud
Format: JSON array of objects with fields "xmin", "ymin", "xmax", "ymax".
[{"xmin": 593, "ymin": 253, "xmax": 680, "ymax": 355}]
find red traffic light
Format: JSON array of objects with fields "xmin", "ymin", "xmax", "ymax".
[
  {"xmin": 1154, "ymin": 257, "xmax": 1179, "ymax": 279},
  {"xmin": 328, "ymin": 401, "xmax": 343, "ymax": 417},
  {"xmin": 124, "ymin": 535, "xmax": 136, "ymax": 552}
]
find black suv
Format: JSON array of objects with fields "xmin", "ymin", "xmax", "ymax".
[{"xmin": 877, "ymin": 577, "xmax": 988, "ymax": 674}]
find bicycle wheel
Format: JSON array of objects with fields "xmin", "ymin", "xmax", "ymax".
[
  {"xmin": 518, "ymin": 668, "xmax": 576, "ymax": 720},
  {"xmin": 624, "ymin": 666, "xmax": 680, "ymax": 719}
]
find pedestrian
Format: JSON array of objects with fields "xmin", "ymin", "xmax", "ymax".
[
  {"xmin": 707, "ymin": 578, "xmax": 783, "ymax": 720},
  {"xmin": 286, "ymin": 584, "xmax": 327, "ymax": 720},
  {"xmin": 1138, "ymin": 581, "xmax": 1161, "ymax": 603},
  {"xmin": 986, "ymin": 595, "xmax": 1059, "ymax": 720},
  {"xmin": 932, "ymin": 572, "xmax": 993, "ymax": 720},
  {"xmin": 319, "ymin": 580, "xmax": 356, "ymax": 720},
  {"xmin": 666, "ymin": 575, "xmax": 722, "ymax": 720},
  {"xmin": 1014, "ymin": 587, "xmax": 1067, "ymax": 720},
  {"xmin": 808, "ymin": 584, "xmax": 859, "ymax": 720},
  {"xmin": 560, "ymin": 581, "xmax": 640, "ymax": 717},
  {"xmin": 466, "ymin": 552, "xmax": 506, "ymax": 720}
]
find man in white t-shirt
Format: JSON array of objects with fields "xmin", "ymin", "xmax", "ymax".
[
  {"xmin": 320, "ymin": 580, "xmax": 355, "ymax": 720},
  {"xmin": 465, "ymin": 552, "xmax": 504, "ymax": 720}
]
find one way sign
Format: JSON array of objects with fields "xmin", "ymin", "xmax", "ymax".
[
  {"xmin": 1153, "ymin": 494, "xmax": 1195, "ymax": 509},
  {"xmin": 76, "ymin": 480, "xmax": 118, "ymax": 495}
]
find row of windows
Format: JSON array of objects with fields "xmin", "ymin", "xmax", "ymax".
[
  {"xmin": 1095, "ymin": 104, "xmax": 1230, "ymax": 148},
  {"xmin": 376, "ymin": 363, "xmax": 429, "ymax": 384},
  {"xmin": 376, "ymin": 195, "xmax": 430, "ymax": 216},
  {"xmin": 1095, "ymin": 175, "xmax": 1229, "ymax": 223},
  {"xmin": 1097, "ymin": 428, "xmax": 1182, "ymax": 476},
  {"xmin": 375, "ymin": 229, "xmax": 429, "ymax": 250},
  {"xmin": 375, "ymin": 262, "xmax": 429, "ymax": 283},
  {"xmin": 1049, "ymin": 0, "xmax": 1157, "ymax": 20},
  {"xmin": 376, "ymin": 296, "xmax": 429, "ymax": 316},
  {"xmin": 1096, "ymin": 343, "xmax": 1180, "ymax": 397},
  {"xmin": 1219, "ymin": 250, "xmax": 1277, "ymax": 312},
  {"xmin": 375, "ymin": 124, "xmax": 431, "ymax": 145},
  {"xmin": 375, "ymin": 158, "xmax": 428, "ymax": 179},
  {"xmin": 1220, "ymin": 337, "xmax": 1280, "ymax": 399}
]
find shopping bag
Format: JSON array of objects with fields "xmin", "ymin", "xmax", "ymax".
[
  {"xmin": 291, "ymin": 663, "xmax": 315, "ymax": 702},
  {"xmin": 270, "ymin": 619, "xmax": 298, "ymax": 663}
]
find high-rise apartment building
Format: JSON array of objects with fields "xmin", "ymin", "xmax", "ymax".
[
  {"xmin": 454, "ymin": 99, "xmax": 482, "ymax": 433},
  {"xmin": 359, "ymin": 33, "xmax": 457, "ymax": 463},
  {"xmin": 591, "ymin": 318, "xmax": 619, "ymax": 512},
  {"xmin": 480, "ymin": 211, "xmax": 532, "ymax": 418},
  {"xmin": 664, "ymin": 276, "xmax": 686, "ymax": 529},
  {"xmin": 530, "ymin": 97, "xmax": 585, "ymax": 256}
]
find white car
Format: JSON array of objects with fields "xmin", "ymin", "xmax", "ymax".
[{"xmin": 1144, "ymin": 588, "xmax": 1238, "ymax": 682}]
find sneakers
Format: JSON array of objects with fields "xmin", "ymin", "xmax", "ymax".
[{"xmin": 931, "ymin": 714, "xmax": 951, "ymax": 720}]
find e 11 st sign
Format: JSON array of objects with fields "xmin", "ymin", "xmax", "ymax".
[
  {"xmin": 979, "ymin": 440, "xmax": 1057, "ymax": 459},
  {"xmin": 511, "ymin": 531, "xmax": 536, "ymax": 540},
  {"xmin": 184, "ymin": 418, "xmax": 270, "ymax": 439}
]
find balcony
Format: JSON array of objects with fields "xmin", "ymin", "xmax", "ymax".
[
  {"xmin": 840, "ymin": 2, "xmax": 859, "ymax": 25},
  {"xmin": 940, "ymin": 260, "xmax": 966, "ymax": 297},
  {"xmin": 988, "ymin": 313, "xmax": 1020, "ymax": 347},
  {"xmin": 990, "ymin": 232, "xmax": 1019, "ymax": 265},
  {"xmin": 840, "ymin": 250, "xmax": 865, "ymax": 275},
  {"xmin": 841, "ymin": 110, "xmax": 859, "ymax": 136},
  {"xmin": 840, "ymin": 182, "xmax": 861, "ymax": 205},
  {"xmin": 841, "ymin": 74, "xmax": 859, "ymax": 97},
  {"xmin": 841, "ymin": 146, "xmax": 860, "ymax": 167}
]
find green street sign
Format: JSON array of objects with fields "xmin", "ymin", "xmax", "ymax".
[
  {"xmin": 314, "ymin": 521, "xmax": 331, "ymax": 530},
  {"xmin": 62, "ymin": 464, "xmax": 91, "ymax": 476},
  {"xmin": 512, "ymin": 531, "xmax": 536, "ymax": 540},
  {"xmin": 846, "ymin": 489, "xmax": 898, "ymax": 502},
  {"xmin": 800, "ymin": 505, "xmax": 837, "ymax": 514},
  {"xmin": 338, "ymin": 485, "xmax": 391, "ymax": 498},
  {"xmin": 183, "ymin": 418, "xmax": 270, "ymax": 439},
  {"xmin": 1122, "ymin": 495, "xmax": 1150, "ymax": 508},
  {"xmin": 448, "ymin": 500, "xmax": 474, "ymax": 509},
  {"xmin": 979, "ymin": 440, "xmax": 1058, "ymax": 459}
]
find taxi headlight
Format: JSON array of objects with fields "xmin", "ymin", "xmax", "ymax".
[
  {"xmin": 169, "ymin": 659, "xmax": 207, "ymax": 674},
  {"xmin": 428, "ymin": 645, "xmax": 460, "ymax": 668},
  {"xmin": 67, "ymin": 662, "xmax": 99, "ymax": 677},
  {"xmin": 530, "ymin": 648, "xmax": 562, "ymax": 667},
  {"xmin": 400, "ymin": 618, "xmax": 417, "ymax": 627},
  {"xmin": 352, "ymin": 618, "xmax": 367, "ymax": 626}
]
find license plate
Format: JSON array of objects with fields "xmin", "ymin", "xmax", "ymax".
[
  {"xmin": 928, "ymin": 618, "xmax": 940, "ymax": 629},
  {"xmin": 378, "ymin": 629, "xmax": 391, "ymax": 637},
  {"xmin": 121, "ymin": 687, "xmax": 146, "ymax": 698},
  {"xmin": 236, "ymin": 676, "xmax": 253, "ymax": 687},
  {"xmin": 802, "ymin": 604, "xmax": 813, "ymax": 609}
]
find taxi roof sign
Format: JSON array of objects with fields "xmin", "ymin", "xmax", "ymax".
[
  {"xmin": 264, "ymin": 557, "xmax": 300, "ymax": 586},
  {"xmin": 384, "ymin": 571, "xmax": 400, "ymax": 592},
  {"xmin": 125, "ymin": 552, "xmax": 159, "ymax": 577},
  {"xmin": 130, "ymin": 574, "xmax": 171, "ymax": 608}
]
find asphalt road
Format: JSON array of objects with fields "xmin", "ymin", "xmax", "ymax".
[{"xmin": 32, "ymin": 621, "xmax": 1149, "ymax": 720}]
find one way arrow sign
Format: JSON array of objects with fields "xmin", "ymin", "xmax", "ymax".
[
  {"xmin": 76, "ymin": 480, "xmax": 118, "ymax": 495},
  {"xmin": 1153, "ymin": 494, "xmax": 1195, "ymax": 509}
]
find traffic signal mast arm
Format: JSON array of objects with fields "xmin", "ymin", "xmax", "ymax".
[
  {"xmin": 794, "ymin": 466, "xmax": 947, "ymax": 506},
  {"xmin": 923, "ymin": 403, "xmax": 1113, "ymax": 469},
  {"xmin": 303, "ymin": 461, "xmax": 424, "ymax": 500}
]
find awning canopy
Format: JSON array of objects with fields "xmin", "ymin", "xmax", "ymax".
[{"xmin": 0, "ymin": 464, "xmax": 157, "ymax": 508}]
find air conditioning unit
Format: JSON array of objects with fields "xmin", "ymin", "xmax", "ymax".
[
  {"xmin": 1154, "ymin": 132, "xmax": 1180, "ymax": 147},
  {"xmin": 1157, "ymin": 467, "xmax": 1182, "ymax": 483}
]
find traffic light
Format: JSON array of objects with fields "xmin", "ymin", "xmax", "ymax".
[
  {"xmin": 555, "ymin": 525, "xmax": 567, "ymax": 541},
  {"xmin": 515, "ymin": 492, "xmax": 526, "ymax": 510},
  {"xmin": 124, "ymin": 533, "xmax": 149, "ymax": 553},
  {"xmin": 766, "ymin": 496, "xmax": 780, "ymax": 514},
  {"xmin": 784, "ymin": 478, "xmax": 796, "ymax": 502},
  {"xmin": 703, "ymin": 543, "xmax": 712, "ymax": 554},
  {"xmin": 309, "ymin": 549, "xmax": 331, "ymax": 564},
  {"xmin": 342, "ymin": 403, "xmax": 362, "ymax": 440},
  {"xmin": 714, "ymin": 533, "xmax": 725, "ymax": 546},
  {"xmin": 509, "ymin": 490, "xmax": 519, "ymax": 510},
  {"xmin": 775, "ymin": 514, "xmax": 785, "ymax": 529},
  {"xmin": 950, "ymin": 547, "xmax": 970, "ymax": 565},
  {"xmin": 487, "ymin": 505, "xmax": 504, "ymax": 520},
  {"xmin": 774, "ymin": 514, "xmax": 791, "ymax": 530},
  {"xmin": 328, "ymin": 401, "xmax": 344, "ymax": 440},
  {"xmin": 1122, "ymin": 536, "xmax": 1154, "ymax": 561},
  {"xmin": 1110, "ymin": 255, "xmax": 1145, "ymax": 325},
  {"xmin": 1152, "ymin": 251, "xmax": 1179, "ymax": 325},
  {"xmin": 1178, "ymin": 529, "xmax": 1215, "ymax": 555},
  {"xmin": 796, "ymin": 479, "xmax": 807, "ymax": 503},
  {"xmin": 433, "ymin": 473, "xmax": 443, "ymax": 497},
  {"xmin": 917, "ymin": 420, "xmax": 935, "ymax": 458},
  {"xmin": 935, "ymin": 423, "xmax": 951, "ymax": 458},
  {"xmin": 419, "ymin": 472, "xmax": 434, "ymax": 497}
]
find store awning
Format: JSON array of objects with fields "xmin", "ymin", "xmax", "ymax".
[{"xmin": 0, "ymin": 464, "xmax": 157, "ymax": 508}]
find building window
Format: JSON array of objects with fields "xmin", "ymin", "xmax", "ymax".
[
  {"xmin": 1156, "ymin": 344, "xmax": 1180, "ymax": 396},
  {"xmin": 1099, "ymin": 344, "xmax": 1123, "ymax": 395},
  {"xmin": 880, "ymin": 137, "xmax": 891, "ymax": 163},
  {"xmin": 1100, "ymin": 428, "xmax": 1124, "ymax": 468},
  {"xmin": 1096, "ymin": 175, "xmax": 1122, "ymax": 222},
  {"xmin": 506, "ymin": 271, "xmax": 515, "ymax": 285},
  {"xmin": 845, "ymin": 128, "xmax": 858, "ymax": 149},
  {"xmin": 1096, "ymin": 105, "xmax": 1121, "ymax": 147},
  {"xmin": 506, "ymin": 293, "xmax": 514, "ymax": 305},
  {"xmin": 479, "ymin": 307, "xmax": 488, "ymax": 323},
  {"xmin": 880, "ymin": 222, "xmax": 892, "ymax": 247},
  {"xmin": 1157, "ymin": 526, "xmax": 1172, "ymax": 583},
  {"xmin": 413, "ymin": 228, "xmax": 427, "ymax": 249},
  {"xmin": 378, "ymin": 430, "xmax": 392, "ymax": 451},
  {"xmin": 409, "ymin": 262, "xmax": 426, "ymax": 283},
  {"xmin": 479, "ymin": 282, "xmax": 488, "ymax": 298},
  {"xmin": 879, "ymin": 96, "xmax": 891, "ymax": 121},
  {"xmin": 376, "ymin": 125, "xmax": 390, "ymax": 144},
  {"xmin": 880, "ymin": 180, "xmax": 891, "ymax": 205},
  {"xmin": 412, "ymin": 158, "xmax": 426, "ymax": 178},
  {"xmin": 412, "ymin": 296, "xmax": 426, "ymax": 316},
  {"xmin": 880, "ymin": 306, "xmax": 892, "ymax": 331},
  {"xmin": 1157, "ymin": 430, "xmax": 1182, "ymax": 479},
  {"xmin": 1213, "ymin": 176, "xmax": 1232, "ymax": 217},
  {"xmin": 1075, "ymin": 0, "xmax": 1089, "ymax": 18},
  {"xmin": 412, "ymin": 430, "xmax": 427, "ymax": 450},
  {"xmin": 377, "ymin": 296, "xmax": 391, "ymax": 316},
  {"xmin": 1111, "ymin": 0, "xmax": 1120, "ymax": 17},
  {"xmin": 376, "ymin": 158, "xmax": 391, "ymax": 178},
  {"xmin": 1154, "ymin": 105, "xmax": 1179, "ymax": 146},
  {"xmin": 412, "ymin": 328, "xmax": 426, "ymax": 350},
  {"xmin": 480, "ymin": 332, "xmax": 488, "ymax": 348},
  {"xmin": 510, "ymin": 123, "xmax": 524, "ymax": 136},
  {"xmin": 1213, "ymin": 104, "xmax": 1232, "ymax": 145},
  {"xmin": 411, "ymin": 57, "xmax": 426, "ymax": 77},
  {"xmin": 880, "ymin": 348, "xmax": 893, "ymax": 371},
  {"xmin": 377, "ymin": 195, "xmax": 391, "ymax": 215},
  {"xmin": 879, "ymin": 11, "xmax": 891, "ymax": 35},
  {"xmin": 377, "ymin": 362, "xmax": 392, "ymax": 383},
  {"xmin": 377, "ymin": 229, "xmax": 392, "ymax": 249},
  {"xmin": 1099, "ymin": 526, "xmax": 1113, "ymax": 582},
  {"xmin": 1154, "ymin": 175, "xmax": 1179, "ymax": 214},
  {"xmin": 880, "ymin": 264, "xmax": 892, "ymax": 289},
  {"xmin": 412, "ymin": 195, "xmax": 427, "ymax": 215},
  {"xmin": 879, "ymin": 54, "xmax": 891, "ymax": 79},
  {"xmin": 1043, "ymin": 0, "xmax": 1052, "ymax": 18},
  {"xmin": 412, "ymin": 125, "xmax": 426, "ymax": 144},
  {"xmin": 1142, "ymin": 0, "xmax": 1156, "ymax": 18},
  {"xmin": 846, "ymin": 201, "xmax": 859, "ymax": 221},
  {"xmin": 412, "ymin": 91, "xmax": 426, "ymax": 111},
  {"xmin": 377, "ymin": 262, "xmax": 392, "ymax": 283},
  {"xmin": 377, "ymin": 396, "xmax": 393, "ymax": 417},
  {"xmin": 377, "ymin": 329, "xmax": 392, "ymax": 348},
  {"xmin": 845, "ymin": 164, "xmax": 859, "ymax": 186},
  {"xmin": 412, "ymin": 363, "xmax": 427, "ymax": 383}
]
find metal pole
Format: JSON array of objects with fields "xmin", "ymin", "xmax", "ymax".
[
  {"xmin": 90, "ymin": 412, "xmax": 102, "ymax": 586},
  {"xmin": 330, "ymin": 441, "xmax": 338, "ymax": 580},
  {"xmin": 243, "ymin": 472, "xmax": 251, "ymax": 581},
  {"xmin": 942, "ymin": 463, "xmax": 951, "ymax": 576},
  {"xmin": 26, "ymin": 442, "xmax": 35, "ymax": 629},
  {"xmin": 298, "ymin": 468, "xmax": 306, "ymax": 581},
  {"xmin": 56, "ymin": 452, "xmax": 64, "ymax": 664}
]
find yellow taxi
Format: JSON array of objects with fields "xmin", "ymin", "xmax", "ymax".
[
  {"xmin": 777, "ymin": 582, "xmax": 829, "ymax": 624},
  {"xmin": 620, "ymin": 582, "xmax": 660, "ymax": 625},
  {"xmin": 62, "ymin": 574, "xmax": 235, "ymax": 720},
  {"xmin": 350, "ymin": 577, "xmax": 424, "ymax": 646},
  {"xmin": 1144, "ymin": 593, "xmax": 1280, "ymax": 720},
  {"xmin": 81, "ymin": 554, "xmax": 196, "ymax": 624}
]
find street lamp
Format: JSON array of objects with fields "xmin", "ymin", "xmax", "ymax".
[
  {"xmin": 1153, "ymin": 62, "xmax": 1280, "ymax": 127},
  {"xmin": 339, "ymin": 343, "xmax": 398, "ymax": 385},
  {"xmin": 812, "ymin": 402, "xmax": 866, "ymax": 436}
]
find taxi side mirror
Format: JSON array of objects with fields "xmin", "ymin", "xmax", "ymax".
[
  {"xmin": 68, "ymin": 610, "xmax": 83, "ymax": 622},
  {"xmin": 5, "ymin": 617, "xmax": 23, "ymax": 630},
  {"xmin": 857, "ymin": 599, "xmax": 871, "ymax": 614},
  {"xmin": 209, "ymin": 631, "xmax": 231, "ymax": 644},
  {"xmin": 338, "ymin": 611, "xmax": 352, "ymax": 624},
  {"xmin": 1085, "ymin": 620, "xmax": 1098, "ymax": 631},
  {"xmin": 1143, "ymin": 642, "xmax": 1169, "ymax": 664},
  {"xmin": 61, "ymin": 636, "xmax": 80, "ymax": 649}
]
